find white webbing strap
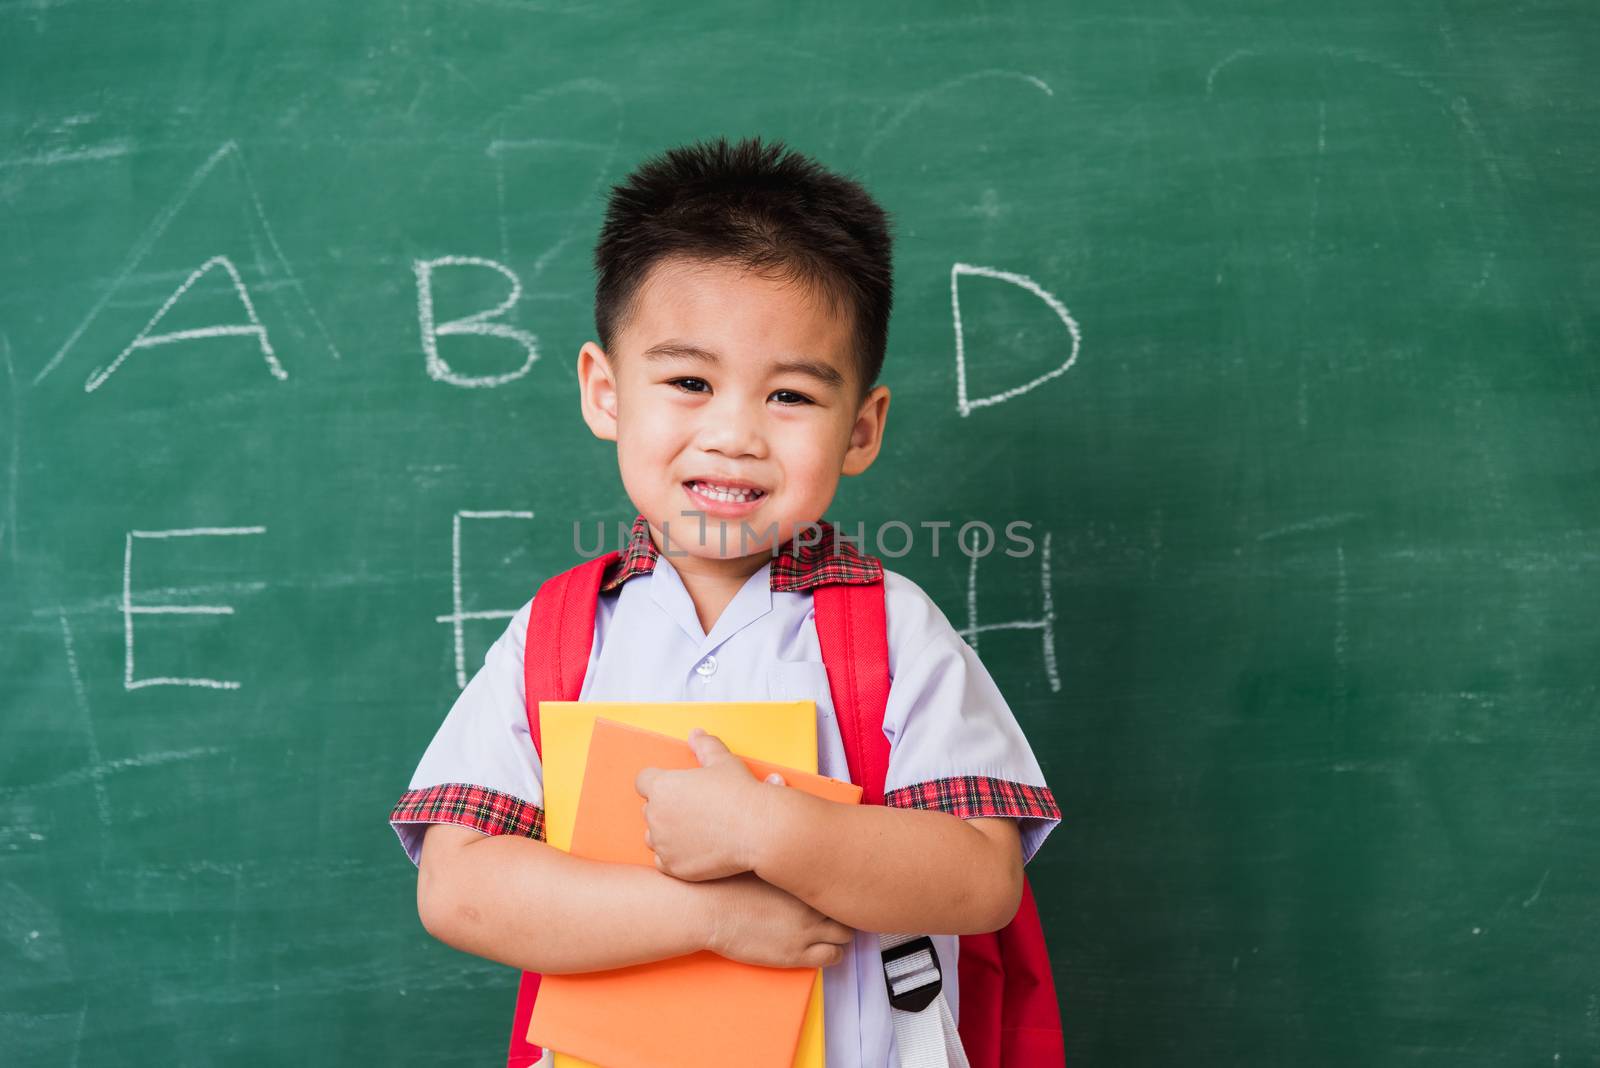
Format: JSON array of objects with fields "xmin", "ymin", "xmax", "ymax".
[{"xmin": 880, "ymin": 933, "xmax": 970, "ymax": 1068}]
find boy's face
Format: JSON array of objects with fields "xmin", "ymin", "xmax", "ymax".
[{"xmin": 578, "ymin": 256, "xmax": 890, "ymax": 563}]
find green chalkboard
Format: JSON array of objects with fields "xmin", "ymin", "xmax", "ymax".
[{"xmin": 4, "ymin": 1, "xmax": 1598, "ymax": 1064}]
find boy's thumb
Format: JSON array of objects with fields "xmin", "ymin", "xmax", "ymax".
[
  {"xmin": 688, "ymin": 727, "xmax": 731, "ymax": 766},
  {"xmin": 765, "ymin": 773, "xmax": 785, "ymax": 786}
]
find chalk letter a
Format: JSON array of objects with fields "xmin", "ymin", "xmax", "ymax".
[{"xmin": 85, "ymin": 255, "xmax": 288, "ymax": 393}]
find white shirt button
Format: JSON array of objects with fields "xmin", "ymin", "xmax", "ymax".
[{"xmin": 695, "ymin": 654, "xmax": 718, "ymax": 677}]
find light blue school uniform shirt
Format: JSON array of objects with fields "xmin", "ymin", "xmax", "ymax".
[{"xmin": 391, "ymin": 518, "xmax": 1061, "ymax": 1068}]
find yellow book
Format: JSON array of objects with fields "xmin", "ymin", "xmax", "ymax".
[{"xmin": 539, "ymin": 701, "xmax": 827, "ymax": 1068}]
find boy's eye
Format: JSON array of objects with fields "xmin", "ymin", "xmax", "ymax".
[
  {"xmin": 770, "ymin": 389, "xmax": 813, "ymax": 406},
  {"xmin": 669, "ymin": 377, "xmax": 710, "ymax": 394}
]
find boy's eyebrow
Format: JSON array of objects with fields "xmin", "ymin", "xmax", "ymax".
[
  {"xmin": 640, "ymin": 340, "xmax": 720, "ymax": 364},
  {"xmin": 640, "ymin": 340, "xmax": 846, "ymax": 389},
  {"xmin": 772, "ymin": 359, "xmax": 847, "ymax": 389}
]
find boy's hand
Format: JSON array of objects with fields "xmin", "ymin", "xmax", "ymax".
[
  {"xmin": 702, "ymin": 873, "xmax": 854, "ymax": 970},
  {"xmin": 635, "ymin": 728, "xmax": 785, "ymax": 882}
]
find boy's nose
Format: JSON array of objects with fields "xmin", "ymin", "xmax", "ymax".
[{"xmin": 695, "ymin": 401, "xmax": 767, "ymax": 459}]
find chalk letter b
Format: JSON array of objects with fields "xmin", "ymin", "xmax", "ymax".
[{"xmin": 414, "ymin": 256, "xmax": 539, "ymax": 388}]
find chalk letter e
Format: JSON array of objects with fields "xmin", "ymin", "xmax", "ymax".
[{"xmin": 122, "ymin": 526, "xmax": 265, "ymax": 690}]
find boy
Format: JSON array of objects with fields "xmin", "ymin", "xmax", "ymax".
[{"xmin": 389, "ymin": 136, "xmax": 1060, "ymax": 1066}]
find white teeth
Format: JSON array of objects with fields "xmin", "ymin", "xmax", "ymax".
[{"xmin": 690, "ymin": 480, "xmax": 763, "ymax": 503}]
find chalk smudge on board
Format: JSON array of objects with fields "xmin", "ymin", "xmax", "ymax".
[
  {"xmin": 1256, "ymin": 512, "xmax": 1365, "ymax": 542},
  {"xmin": 2, "ymin": 331, "xmax": 16, "ymax": 562},
  {"xmin": 0, "ymin": 746, "xmax": 226, "ymax": 797},
  {"xmin": 1523, "ymin": 868, "xmax": 1551, "ymax": 908},
  {"xmin": 859, "ymin": 68, "xmax": 1053, "ymax": 170},
  {"xmin": 58, "ymin": 610, "xmax": 112, "ymax": 835},
  {"xmin": 0, "ymin": 141, "xmax": 130, "ymax": 169}
]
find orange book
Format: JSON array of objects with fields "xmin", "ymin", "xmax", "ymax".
[
  {"xmin": 535, "ymin": 701, "xmax": 827, "ymax": 1068},
  {"xmin": 527, "ymin": 718, "xmax": 862, "ymax": 1068}
]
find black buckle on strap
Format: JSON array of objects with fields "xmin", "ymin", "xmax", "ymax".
[{"xmin": 881, "ymin": 935, "xmax": 942, "ymax": 1013}]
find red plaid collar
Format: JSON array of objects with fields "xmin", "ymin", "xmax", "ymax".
[{"xmin": 600, "ymin": 514, "xmax": 883, "ymax": 593}]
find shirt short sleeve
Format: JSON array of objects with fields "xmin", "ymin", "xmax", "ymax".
[
  {"xmin": 879, "ymin": 571, "xmax": 1061, "ymax": 866},
  {"xmin": 387, "ymin": 597, "xmax": 545, "ymax": 866}
]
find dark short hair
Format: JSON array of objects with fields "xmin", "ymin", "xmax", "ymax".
[{"xmin": 593, "ymin": 136, "xmax": 895, "ymax": 392}]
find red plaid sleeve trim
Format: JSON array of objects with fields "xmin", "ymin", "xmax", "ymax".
[
  {"xmin": 885, "ymin": 776, "xmax": 1061, "ymax": 824},
  {"xmin": 388, "ymin": 783, "xmax": 546, "ymax": 842},
  {"xmin": 599, "ymin": 513, "xmax": 884, "ymax": 594}
]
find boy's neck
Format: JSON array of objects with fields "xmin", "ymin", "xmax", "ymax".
[{"xmin": 647, "ymin": 522, "xmax": 775, "ymax": 637}]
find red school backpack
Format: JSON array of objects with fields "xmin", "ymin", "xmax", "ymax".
[{"xmin": 506, "ymin": 552, "xmax": 1065, "ymax": 1067}]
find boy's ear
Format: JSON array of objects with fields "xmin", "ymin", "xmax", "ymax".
[
  {"xmin": 577, "ymin": 341, "xmax": 619, "ymax": 442},
  {"xmin": 841, "ymin": 385, "xmax": 891, "ymax": 477}
]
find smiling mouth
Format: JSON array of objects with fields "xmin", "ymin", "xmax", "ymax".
[{"xmin": 684, "ymin": 479, "xmax": 767, "ymax": 504}]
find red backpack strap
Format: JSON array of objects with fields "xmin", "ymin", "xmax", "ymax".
[
  {"xmin": 508, "ymin": 551, "xmax": 619, "ymax": 1068},
  {"xmin": 521, "ymin": 551, "xmax": 618, "ymax": 754},
  {"xmin": 813, "ymin": 578, "xmax": 1065, "ymax": 1068},
  {"xmin": 812, "ymin": 582, "xmax": 892, "ymax": 804}
]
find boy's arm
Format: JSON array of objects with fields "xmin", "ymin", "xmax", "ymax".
[
  {"xmin": 417, "ymin": 824, "xmax": 714, "ymax": 974},
  {"xmin": 750, "ymin": 790, "xmax": 1023, "ymax": 937}
]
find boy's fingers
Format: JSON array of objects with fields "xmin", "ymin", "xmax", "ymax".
[
  {"xmin": 765, "ymin": 773, "xmax": 785, "ymax": 785},
  {"xmin": 806, "ymin": 942, "xmax": 846, "ymax": 968}
]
